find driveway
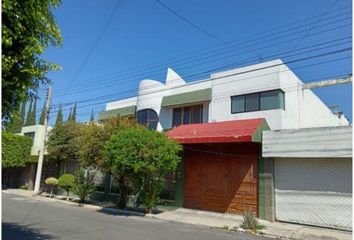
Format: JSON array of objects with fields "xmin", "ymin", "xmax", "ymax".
[{"xmin": 2, "ymin": 192, "xmax": 268, "ymax": 240}]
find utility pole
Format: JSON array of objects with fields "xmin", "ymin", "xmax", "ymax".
[{"xmin": 34, "ymin": 85, "xmax": 52, "ymax": 194}]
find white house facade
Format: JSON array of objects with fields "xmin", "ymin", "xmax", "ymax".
[
  {"xmin": 100, "ymin": 59, "xmax": 349, "ymax": 130},
  {"xmin": 97, "ymin": 59, "xmax": 351, "ymax": 226},
  {"xmin": 18, "ymin": 125, "xmax": 53, "ymax": 156}
]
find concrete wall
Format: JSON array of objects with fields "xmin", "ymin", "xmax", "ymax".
[
  {"xmin": 2, "ymin": 163, "xmax": 37, "ymax": 190},
  {"xmin": 19, "ymin": 125, "xmax": 53, "ymax": 156},
  {"xmin": 263, "ymin": 126, "xmax": 352, "ymax": 158},
  {"xmin": 258, "ymin": 157, "xmax": 275, "ymax": 221}
]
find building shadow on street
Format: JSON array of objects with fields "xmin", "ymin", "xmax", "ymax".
[{"xmin": 2, "ymin": 222, "xmax": 55, "ymax": 240}]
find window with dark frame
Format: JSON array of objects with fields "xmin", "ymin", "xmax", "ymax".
[
  {"xmin": 24, "ymin": 132, "xmax": 35, "ymax": 141},
  {"xmin": 231, "ymin": 89, "xmax": 284, "ymax": 114},
  {"xmin": 172, "ymin": 104, "xmax": 203, "ymax": 127},
  {"xmin": 136, "ymin": 109, "xmax": 159, "ymax": 130}
]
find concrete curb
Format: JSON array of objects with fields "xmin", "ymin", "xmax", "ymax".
[
  {"xmin": 152, "ymin": 210, "xmax": 352, "ymax": 240},
  {"xmin": 37, "ymin": 196, "xmax": 146, "ymax": 217},
  {"xmin": 3, "ymin": 190, "xmax": 145, "ymax": 217}
]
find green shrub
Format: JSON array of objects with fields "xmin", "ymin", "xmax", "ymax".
[
  {"xmin": 58, "ymin": 173, "xmax": 75, "ymax": 200},
  {"xmin": 2, "ymin": 131, "xmax": 33, "ymax": 168},
  {"xmin": 72, "ymin": 169, "xmax": 96, "ymax": 203},
  {"xmin": 45, "ymin": 177, "xmax": 58, "ymax": 198},
  {"xmin": 45, "ymin": 177, "xmax": 59, "ymax": 185},
  {"xmin": 103, "ymin": 126, "xmax": 181, "ymax": 213},
  {"xmin": 241, "ymin": 210, "xmax": 264, "ymax": 232},
  {"xmin": 19, "ymin": 183, "xmax": 28, "ymax": 190}
]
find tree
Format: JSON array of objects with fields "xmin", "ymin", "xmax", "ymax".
[
  {"xmin": 75, "ymin": 117, "xmax": 136, "ymax": 208},
  {"xmin": 29, "ymin": 99, "xmax": 37, "ymax": 125},
  {"xmin": 5, "ymin": 101, "xmax": 23, "ymax": 133},
  {"xmin": 25, "ymin": 99, "xmax": 33, "ymax": 126},
  {"xmin": 71, "ymin": 102, "xmax": 77, "ymax": 122},
  {"xmin": 2, "ymin": 0, "xmax": 63, "ymax": 120},
  {"xmin": 58, "ymin": 173, "xmax": 75, "ymax": 200},
  {"xmin": 55, "ymin": 104, "xmax": 63, "ymax": 127},
  {"xmin": 89, "ymin": 109, "xmax": 95, "ymax": 122},
  {"xmin": 67, "ymin": 108, "xmax": 72, "ymax": 122},
  {"xmin": 47, "ymin": 121, "xmax": 81, "ymax": 164},
  {"xmin": 76, "ymin": 117, "xmax": 135, "ymax": 168},
  {"xmin": 39, "ymin": 102, "xmax": 46, "ymax": 125},
  {"xmin": 103, "ymin": 127, "xmax": 181, "ymax": 213},
  {"xmin": 2, "ymin": 131, "xmax": 33, "ymax": 168},
  {"xmin": 19, "ymin": 100, "xmax": 26, "ymax": 128},
  {"xmin": 72, "ymin": 169, "xmax": 96, "ymax": 203}
]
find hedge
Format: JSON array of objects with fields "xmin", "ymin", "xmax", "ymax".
[{"xmin": 2, "ymin": 131, "xmax": 33, "ymax": 168}]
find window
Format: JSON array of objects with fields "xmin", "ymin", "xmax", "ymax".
[
  {"xmin": 173, "ymin": 105, "xmax": 203, "ymax": 127},
  {"xmin": 231, "ymin": 89, "xmax": 284, "ymax": 113},
  {"xmin": 172, "ymin": 108, "xmax": 182, "ymax": 127},
  {"xmin": 260, "ymin": 90, "xmax": 284, "ymax": 110},
  {"xmin": 245, "ymin": 93, "xmax": 259, "ymax": 112},
  {"xmin": 24, "ymin": 132, "xmax": 35, "ymax": 141},
  {"xmin": 231, "ymin": 96, "xmax": 245, "ymax": 113},
  {"xmin": 137, "ymin": 109, "xmax": 158, "ymax": 130}
]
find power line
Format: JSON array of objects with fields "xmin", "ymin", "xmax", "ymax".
[
  {"xmin": 52, "ymin": 21, "xmax": 351, "ymax": 97},
  {"xmin": 58, "ymin": 0, "xmax": 125, "ymax": 102},
  {"xmin": 51, "ymin": 9, "xmax": 351, "ymax": 95},
  {"xmin": 39, "ymin": 6, "xmax": 350, "ymax": 94},
  {"xmin": 285, "ymin": 0, "xmax": 343, "ymax": 56},
  {"xmin": 47, "ymin": 51, "xmax": 352, "ymax": 116},
  {"xmin": 44, "ymin": 37, "xmax": 351, "ymax": 110},
  {"xmin": 48, "ymin": 48, "xmax": 350, "ymax": 114},
  {"xmin": 45, "ymin": 40, "xmax": 351, "ymax": 112},
  {"xmin": 49, "ymin": 69, "xmax": 352, "ymax": 119},
  {"xmin": 154, "ymin": 0, "xmax": 263, "ymax": 61}
]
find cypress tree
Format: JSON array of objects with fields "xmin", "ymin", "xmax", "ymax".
[
  {"xmin": 25, "ymin": 99, "xmax": 33, "ymax": 126},
  {"xmin": 11, "ymin": 100, "xmax": 26, "ymax": 133},
  {"xmin": 71, "ymin": 102, "xmax": 77, "ymax": 122},
  {"xmin": 29, "ymin": 99, "xmax": 37, "ymax": 125},
  {"xmin": 39, "ymin": 102, "xmax": 46, "ymax": 125},
  {"xmin": 6, "ymin": 105, "xmax": 20, "ymax": 133},
  {"xmin": 89, "ymin": 109, "xmax": 94, "ymax": 122},
  {"xmin": 19, "ymin": 100, "xmax": 26, "ymax": 128},
  {"xmin": 55, "ymin": 104, "xmax": 63, "ymax": 127},
  {"xmin": 67, "ymin": 108, "xmax": 72, "ymax": 122}
]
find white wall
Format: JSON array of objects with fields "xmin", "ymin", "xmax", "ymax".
[
  {"xmin": 106, "ymin": 96, "xmax": 137, "ymax": 111},
  {"xmin": 103, "ymin": 60, "xmax": 348, "ymax": 131},
  {"xmin": 19, "ymin": 125, "xmax": 53, "ymax": 155}
]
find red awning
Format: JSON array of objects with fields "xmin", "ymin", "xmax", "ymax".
[{"xmin": 167, "ymin": 118, "xmax": 268, "ymax": 144}]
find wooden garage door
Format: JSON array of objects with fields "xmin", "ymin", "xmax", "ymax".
[{"xmin": 184, "ymin": 144, "xmax": 258, "ymax": 215}]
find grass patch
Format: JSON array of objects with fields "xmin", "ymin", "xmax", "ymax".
[{"xmin": 241, "ymin": 210, "xmax": 265, "ymax": 232}]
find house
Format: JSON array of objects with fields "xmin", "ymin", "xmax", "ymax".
[
  {"xmin": 19, "ymin": 125, "xmax": 53, "ymax": 155},
  {"xmin": 99, "ymin": 59, "xmax": 349, "ymax": 221},
  {"xmin": 262, "ymin": 126, "xmax": 352, "ymax": 230},
  {"xmin": 5, "ymin": 125, "xmax": 54, "ymax": 190}
]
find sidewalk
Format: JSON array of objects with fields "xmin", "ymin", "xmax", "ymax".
[
  {"xmin": 3, "ymin": 189, "xmax": 352, "ymax": 240},
  {"xmin": 154, "ymin": 208, "xmax": 352, "ymax": 240}
]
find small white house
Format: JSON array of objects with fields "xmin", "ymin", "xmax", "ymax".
[
  {"xmin": 100, "ymin": 59, "xmax": 348, "ymax": 130},
  {"xmin": 19, "ymin": 125, "xmax": 53, "ymax": 155}
]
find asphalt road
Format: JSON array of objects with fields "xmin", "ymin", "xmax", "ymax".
[{"xmin": 2, "ymin": 192, "xmax": 268, "ymax": 240}]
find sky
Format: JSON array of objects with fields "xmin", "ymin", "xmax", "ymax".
[{"xmin": 37, "ymin": 0, "xmax": 352, "ymax": 124}]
